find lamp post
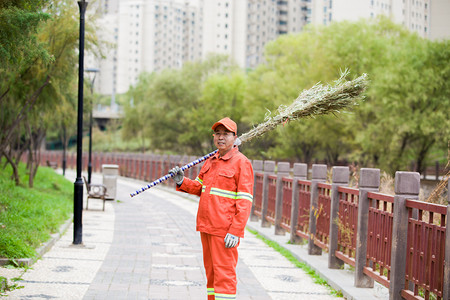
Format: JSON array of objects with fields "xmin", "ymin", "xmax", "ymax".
[
  {"xmin": 85, "ymin": 68, "xmax": 99, "ymax": 185},
  {"xmin": 74, "ymin": 0, "xmax": 88, "ymax": 245}
]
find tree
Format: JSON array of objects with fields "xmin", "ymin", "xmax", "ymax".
[
  {"xmin": 0, "ymin": 0, "xmax": 102, "ymax": 186},
  {"xmin": 360, "ymin": 35, "xmax": 450, "ymax": 173},
  {"xmin": 244, "ymin": 16, "xmax": 449, "ymax": 173}
]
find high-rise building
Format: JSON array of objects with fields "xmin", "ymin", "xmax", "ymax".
[
  {"xmin": 115, "ymin": 0, "xmax": 203, "ymax": 93},
  {"xmin": 324, "ymin": 0, "xmax": 449, "ymax": 40}
]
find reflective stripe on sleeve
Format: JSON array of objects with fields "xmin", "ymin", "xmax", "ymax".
[
  {"xmin": 237, "ymin": 191, "xmax": 253, "ymax": 202},
  {"xmin": 209, "ymin": 188, "xmax": 253, "ymax": 203}
]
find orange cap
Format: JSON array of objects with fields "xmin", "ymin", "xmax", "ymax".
[{"xmin": 211, "ymin": 117, "xmax": 237, "ymax": 135}]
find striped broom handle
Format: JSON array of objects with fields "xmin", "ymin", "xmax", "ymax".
[{"xmin": 130, "ymin": 150, "xmax": 218, "ymax": 197}]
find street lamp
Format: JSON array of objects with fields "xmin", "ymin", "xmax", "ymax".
[
  {"xmin": 85, "ymin": 67, "xmax": 99, "ymax": 185},
  {"xmin": 74, "ymin": 0, "xmax": 88, "ymax": 245}
]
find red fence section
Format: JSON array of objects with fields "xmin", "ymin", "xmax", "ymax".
[
  {"xmin": 365, "ymin": 191, "xmax": 394, "ymax": 288},
  {"xmin": 403, "ymin": 200, "xmax": 447, "ymax": 300},
  {"xmin": 295, "ymin": 180, "xmax": 311, "ymax": 240},
  {"xmin": 315, "ymin": 182, "xmax": 332, "ymax": 250},
  {"xmin": 253, "ymin": 173, "xmax": 264, "ymax": 218},
  {"xmin": 335, "ymin": 186, "xmax": 359, "ymax": 266}
]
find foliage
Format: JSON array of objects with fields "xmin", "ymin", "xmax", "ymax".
[
  {"xmin": 242, "ymin": 16, "xmax": 449, "ymax": 173},
  {"xmin": 0, "ymin": 274, "xmax": 24, "ymax": 296},
  {"xmin": 0, "ymin": 0, "xmax": 103, "ymax": 186},
  {"xmin": 0, "ymin": 162, "xmax": 72, "ymax": 259}
]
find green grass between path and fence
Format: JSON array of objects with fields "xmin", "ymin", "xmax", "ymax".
[{"xmin": 0, "ymin": 162, "xmax": 72, "ymax": 260}]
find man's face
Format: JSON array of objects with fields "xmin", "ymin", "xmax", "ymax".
[{"xmin": 213, "ymin": 125, "xmax": 236, "ymax": 156}]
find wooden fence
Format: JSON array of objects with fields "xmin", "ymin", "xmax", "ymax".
[{"xmin": 40, "ymin": 151, "xmax": 449, "ymax": 300}]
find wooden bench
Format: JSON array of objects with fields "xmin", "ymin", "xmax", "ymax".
[
  {"xmin": 83, "ymin": 176, "xmax": 107, "ymax": 211},
  {"xmin": 46, "ymin": 160, "xmax": 57, "ymax": 169}
]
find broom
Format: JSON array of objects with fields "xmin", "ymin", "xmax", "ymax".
[{"xmin": 130, "ymin": 71, "xmax": 368, "ymax": 197}]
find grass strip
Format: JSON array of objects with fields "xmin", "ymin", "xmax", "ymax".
[
  {"xmin": 0, "ymin": 162, "xmax": 72, "ymax": 260},
  {"xmin": 246, "ymin": 227, "xmax": 343, "ymax": 298}
]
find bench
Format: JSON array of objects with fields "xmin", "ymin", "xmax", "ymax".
[
  {"xmin": 46, "ymin": 160, "xmax": 57, "ymax": 169},
  {"xmin": 83, "ymin": 176, "xmax": 107, "ymax": 211}
]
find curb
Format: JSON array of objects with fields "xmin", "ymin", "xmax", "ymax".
[{"xmin": 0, "ymin": 217, "xmax": 73, "ymax": 267}]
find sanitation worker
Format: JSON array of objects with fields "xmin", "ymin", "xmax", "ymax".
[{"xmin": 169, "ymin": 117, "xmax": 254, "ymax": 300}]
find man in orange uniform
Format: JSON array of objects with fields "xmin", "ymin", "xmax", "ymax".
[{"xmin": 169, "ymin": 117, "xmax": 254, "ymax": 300}]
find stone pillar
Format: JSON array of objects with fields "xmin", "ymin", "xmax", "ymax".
[
  {"xmin": 308, "ymin": 164, "xmax": 327, "ymax": 255},
  {"xmin": 354, "ymin": 168, "xmax": 380, "ymax": 287},
  {"xmin": 251, "ymin": 160, "xmax": 263, "ymax": 221},
  {"xmin": 275, "ymin": 162, "xmax": 290, "ymax": 235},
  {"xmin": 261, "ymin": 161, "xmax": 275, "ymax": 228},
  {"xmin": 389, "ymin": 172, "xmax": 420, "ymax": 300},
  {"xmin": 328, "ymin": 166, "xmax": 349, "ymax": 269},
  {"xmin": 290, "ymin": 163, "xmax": 308, "ymax": 244}
]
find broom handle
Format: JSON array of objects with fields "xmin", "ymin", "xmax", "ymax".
[{"xmin": 130, "ymin": 150, "xmax": 218, "ymax": 197}]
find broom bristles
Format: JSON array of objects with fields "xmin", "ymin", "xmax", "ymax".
[{"xmin": 239, "ymin": 72, "xmax": 368, "ymax": 144}]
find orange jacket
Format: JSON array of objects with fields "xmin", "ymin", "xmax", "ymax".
[{"xmin": 176, "ymin": 147, "xmax": 254, "ymax": 238}]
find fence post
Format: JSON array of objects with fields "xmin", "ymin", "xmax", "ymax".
[
  {"xmin": 328, "ymin": 166, "xmax": 349, "ymax": 269},
  {"xmin": 444, "ymin": 180, "xmax": 450, "ymax": 300},
  {"xmin": 251, "ymin": 160, "xmax": 263, "ymax": 221},
  {"xmin": 290, "ymin": 163, "xmax": 307, "ymax": 244},
  {"xmin": 308, "ymin": 164, "xmax": 327, "ymax": 255},
  {"xmin": 389, "ymin": 171, "xmax": 420, "ymax": 300},
  {"xmin": 261, "ymin": 161, "xmax": 275, "ymax": 228},
  {"xmin": 355, "ymin": 168, "xmax": 380, "ymax": 287},
  {"xmin": 275, "ymin": 162, "xmax": 290, "ymax": 235}
]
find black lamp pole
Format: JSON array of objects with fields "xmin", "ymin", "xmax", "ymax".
[{"xmin": 74, "ymin": 0, "xmax": 88, "ymax": 245}]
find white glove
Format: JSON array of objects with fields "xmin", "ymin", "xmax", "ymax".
[
  {"xmin": 224, "ymin": 233, "xmax": 239, "ymax": 248},
  {"xmin": 168, "ymin": 166, "xmax": 184, "ymax": 185}
]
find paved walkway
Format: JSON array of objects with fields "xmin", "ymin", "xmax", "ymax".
[{"xmin": 1, "ymin": 171, "xmax": 388, "ymax": 299}]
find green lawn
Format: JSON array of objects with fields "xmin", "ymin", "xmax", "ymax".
[{"xmin": 0, "ymin": 162, "xmax": 72, "ymax": 259}]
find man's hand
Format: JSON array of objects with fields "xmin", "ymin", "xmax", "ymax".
[
  {"xmin": 168, "ymin": 166, "xmax": 184, "ymax": 185},
  {"xmin": 224, "ymin": 233, "xmax": 239, "ymax": 248}
]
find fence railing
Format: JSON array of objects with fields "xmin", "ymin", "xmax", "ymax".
[{"xmin": 39, "ymin": 150, "xmax": 449, "ymax": 300}]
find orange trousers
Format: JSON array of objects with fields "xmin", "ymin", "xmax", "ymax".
[{"xmin": 201, "ymin": 232, "xmax": 239, "ymax": 300}]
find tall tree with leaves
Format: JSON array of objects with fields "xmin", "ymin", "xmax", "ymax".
[
  {"xmin": 0, "ymin": 0, "xmax": 51, "ymax": 184},
  {"xmin": 1, "ymin": 0, "xmax": 102, "ymax": 186},
  {"xmin": 244, "ymin": 16, "xmax": 449, "ymax": 173}
]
